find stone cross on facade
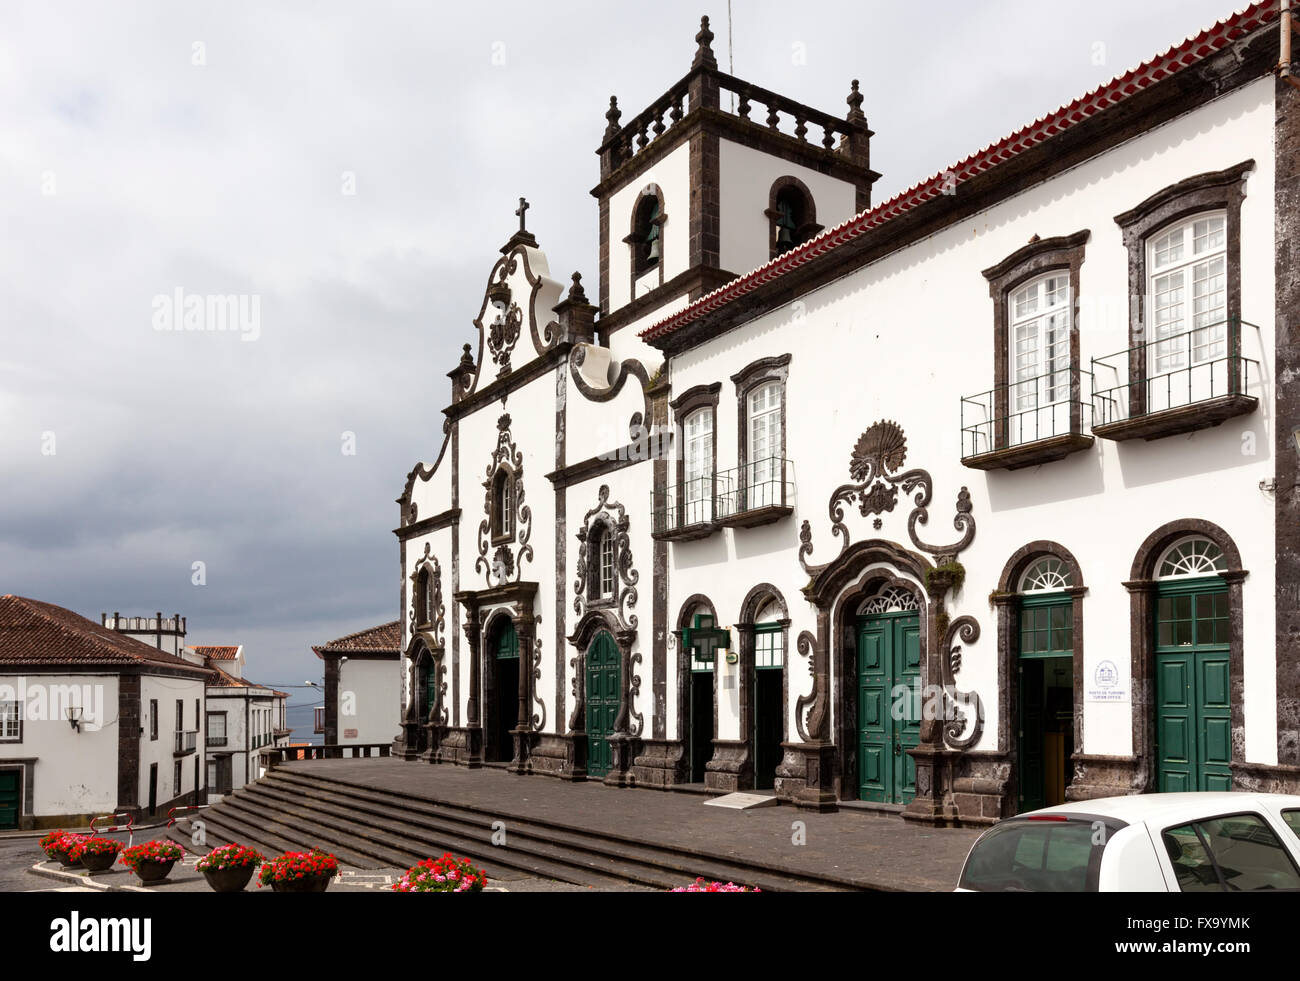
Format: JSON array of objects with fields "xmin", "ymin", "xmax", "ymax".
[{"xmin": 515, "ymin": 197, "xmax": 529, "ymax": 232}]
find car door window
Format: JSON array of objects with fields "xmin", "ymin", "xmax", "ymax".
[
  {"xmin": 1283, "ymin": 810, "xmax": 1300, "ymax": 839},
  {"xmin": 1162, "ymin": 813, "xmax": 1300, "ymax": 892}
]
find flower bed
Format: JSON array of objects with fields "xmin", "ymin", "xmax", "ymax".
[
  {"xmin": 69, "ymin": 837, "xmax": 123, "ymax": 872},
  {"xmin": 196, "ymin": 843, "xmax": 264, "ymax": 873},
  {"xmin": 670, "ymin": 878, "xmax": 761, "ymax": 892},
  {"xmin": 258, "ymin": 849, "xmax": 339, "ymax": 890},
  {"xmin": 392, "ymin": 853, "xmax": 488, "ymax": 893}
]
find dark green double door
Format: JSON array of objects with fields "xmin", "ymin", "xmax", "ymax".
[
  {"xmin": 0, "ymin": 771, "xmax": 18, "ymax": 829},
  {"xmin": 1155, "ymin": 583, "xmax": 1231, "ymax": 792},
  {"xmin": 857, "ymin": 612, "xmax": 921, "ymax": 804},
  {"xmin": 586, "ymin": 631, "xmax": 620, "ymax": 778}
]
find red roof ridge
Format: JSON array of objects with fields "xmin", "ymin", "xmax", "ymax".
[{"xmin": 639, "ymin": 2, "xmax": 1277, "ymax": 343}]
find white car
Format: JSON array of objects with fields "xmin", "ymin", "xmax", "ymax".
[{"xmin": 956, "ymin": 793, "xmax": 1300, "ymax": 892}]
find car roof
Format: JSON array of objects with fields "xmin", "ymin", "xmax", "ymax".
[{"xmin": 1017, "ymin": 793, "xmax": 1300, "ymax": 825}]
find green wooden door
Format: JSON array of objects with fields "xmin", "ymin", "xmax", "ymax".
[
  {"xmin": 494, "ymin": 621, "xmax": 519, "ymax": 762},
  {"xmin": 856, "ymin": 612, "xmax": 920, "ymax": 804},
  {"xmin": 1155, "ymin": 581, "xmax": 1231, "ymax": 792},
  {"xmin": 1017, "ymin": 598, "xmax": 1074, "ymax": 813},
  {"xmin": 586, "ymin": 631, "xmax": 620, "ymax": 778},
  {"xmin": 424, "ymin": 665, "xmax": 437, "ymax": 722},
  {"xmin": 0, "ymin": 770, "xmax": 18, "ymax": 829}
]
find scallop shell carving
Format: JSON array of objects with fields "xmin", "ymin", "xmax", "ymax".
[{"xmin": 850, "ymin": 420, "xmax": 908, "ymax": 481}]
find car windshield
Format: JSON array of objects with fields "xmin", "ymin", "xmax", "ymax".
[{"xmin": 959, "ymin": 819, "xmax": 1101, "ymax": 892}]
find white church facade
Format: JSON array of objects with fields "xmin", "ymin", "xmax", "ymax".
[{"xmin": 393, "ymin": 6, "xmax": 1300, "ymax": 824}]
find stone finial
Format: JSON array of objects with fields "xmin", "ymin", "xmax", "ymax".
[
  {"xmin": 693, "ymin": 15, "xmax": 717, "ymax": 71},
  {"xmin": 568, "ymin": 271, "xmax": 589, "ymax": 304},
  {"xmin": 604, "ymin": 96, "xmax": 622, "ymax": 141},
  {"xmin": 460, "ymin": 343, "xmax": 474, "ymax": 368},
  {"xmin": 846, "ymin": 79, "xmax": 865, "ymax": 123}
]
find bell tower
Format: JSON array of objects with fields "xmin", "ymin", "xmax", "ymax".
[{"xmin": 592, "ymin": 15, "xmax": 880, "ymax": 342}]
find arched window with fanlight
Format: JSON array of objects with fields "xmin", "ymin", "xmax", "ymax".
[{"xmin": 1153, "ymin": 536, "xmax": 1230, "ymax": 793}]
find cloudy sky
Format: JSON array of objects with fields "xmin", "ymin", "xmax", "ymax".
[{"xmin": 0, "ymin": 0, "xmax": 1244, "ymax": 702}]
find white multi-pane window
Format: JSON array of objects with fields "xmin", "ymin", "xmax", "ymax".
[
  {"xmin": 595, "ymin": 524, "xmax": 615, "ymax": 598},
  {"xmin": 0, "ymin": 701, "xmax": 20, "ymax": 741},
  {"xmin": 747, "ymin": 382, "xmax": 782, "ymax": 507},
  {"xmin": 683, "ymin": 409, "xmax": 713, "ymax": 524},
  {"xmin": 1148, "ymin": 212, "xmax": 1226, "ymax": 377},
  {"xmin": 754, "ymin": 601, "xmax": 784, "ymax": 669},
  {"xmin": 497, "ymin": 471, "xmax": 513, "ymax": 537},
  {"xmin": 1008, "ymin": 273, "xmax": 1071, "ymax": 432}
]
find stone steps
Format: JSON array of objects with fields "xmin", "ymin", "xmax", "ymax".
[{"xmin": 175, "ymin": 766, "xmax": 862, "ymax": 891}]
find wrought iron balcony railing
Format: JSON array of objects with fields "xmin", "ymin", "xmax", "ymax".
[
  {"xmin": 653, "ymin": 458, "xmax": 795, "ymax": 538},
  {"xmin": 1090, "ymin": 319, "xmax": 1259, "ymax": 430},
  {"xmin": 174, "ymin": 729, "xmax": 198, "ymax": 754},
  {"xmin": 961, "ymin": 369, "xmax": 1093, "ymax": 460},
  {"xmin": 206, "ymin": 734, "xmax": 228, "ymax": 748}
]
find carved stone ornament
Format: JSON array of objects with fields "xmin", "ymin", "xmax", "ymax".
[
  {"xmin": 800, "ymin": 419, "xmax": 976, "ymax": 573},
  {"xmin": 409, "ymin": 543, "xmax": 447, "ymax": 649},
  {"xmin": 572, "ymin": 484, "xmax": 639, "ymax": 632},
  {"xmin": 476, "ymin": 414, "xmax": 533, "ymax": 587}
]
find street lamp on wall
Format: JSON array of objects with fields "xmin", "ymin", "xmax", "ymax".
[{"xmin": 66, "ymin": 706, "xmax": 82, "ymax": 733}]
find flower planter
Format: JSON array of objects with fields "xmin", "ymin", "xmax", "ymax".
[
  {"xmin": 52, "ymin": 848, "xmax": 81, "ymax": 869},
  {"xmin": 134, "ymin": 859, "xmax": 176, "ymax": 884},
  {"xmin": 202, "ymin": 865, "xmax": 256, "ymax": 893},
  {"xmin": 270, "ymin": 872, "xmax": 334, "ymax": 893},
  {"xmin": 81, "ymin": 851, "xmax": 118, "ymax": 873}
]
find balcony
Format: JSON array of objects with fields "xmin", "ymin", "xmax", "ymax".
[
  {"xmin": 652, "ymin": 459, "xmax": 796, "ymax": 540},
  {"xmin": 1091, "ymin": 321, "xmax": 1259, "ymax": 442},
  {"xmin": 206, "ymin": 734, "xmax": 228, "ymax": 748},
  {"xmin": 174, "ymin": 730, "xmax": 198, "ymax": 755},
  {"xmin": 961, "ymin": 371, "xmax": 1094, "ymax": 471},
  {"xmin": 715, "ymin": 458, "xmax": 795, "ymax": 528},
  {"xmin": 652, "ymin": 474, "xmax": 721, "ymax": 542}
]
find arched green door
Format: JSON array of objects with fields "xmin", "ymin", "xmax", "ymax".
[
  {"xmin": 586, "ymin": 631, "xmax": 620, "ymax": 778},
  {"xmin": 856, "ymin": 610, "xmax": 921, "ymax": 804},
  {"xmin": 493, "ymin": 620, "xmax": 519, "ymax": 763}
]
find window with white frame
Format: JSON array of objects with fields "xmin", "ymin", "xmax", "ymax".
[
  {"xmin": 493, "ymin": 469, "xmax": 513, "ymax": 539},
  {"xmin": 683, "ymin": 409, "xmax": 714, "ymax": 524},
  {"xmin": 1157, "ymin": 537, "xmax": 1227, "ymax": 579},
  {"xmin": 1147, "ymin": 212, "xmax": 1227, "ymax": 377},
  {"xmin": 1019, "ymin": 556, "xmax": 1074, "ymax": 593},
  {"xmin": 1009, "ymin": 272, "xmax": 1071, "ymax": 419},
  {"xmin": 588, "ymin": 520, "xmax": 616, "ymax": 601},
  {"xmin": 747, "ymin": 381, "xmax": 782, "ymax": 506},
  {"xmin": 0, "ymin": 700, "xmax": 20, "ymax": 742},
  {"xmin": 753, "ymin": 600, "xmax": 784, "ymax": 669}
]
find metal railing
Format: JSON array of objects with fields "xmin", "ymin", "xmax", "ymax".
[
  {"xmin": 1091, "ymin": 319, "xmax": 1258, "ymax": 426},
  {"xmin": 715, "ymin": 457, "xmax": 795, "ymax": 518},
  {"xmin": 653, "ymin": 458, "xmax": 795, "ymax": 534},
  {"xmin": 263, "ymin": 743, "xmax": 392, "ymax": 766},
  {"xmin": 206, "ymin": 734, "xmax": 228, "ymax": 748},
  {"xmin": 174, "ymin": 729, "xmax": 197, "ymax": 754},
  {"xmin": 961, "ymin": 370, "xmax": 1092, "ymax": 458}
]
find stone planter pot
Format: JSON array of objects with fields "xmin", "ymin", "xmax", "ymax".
[
  {"xmin": 269, "ymin": 872, "xmax": 334, "ymax": 893},
  {"xmin": 80, "ymin": 850, "xmax": 119, "ymax": 873},
  {"xmin": 133, "ymin": 859, "xmax": 176, "ymax": 884},
  {"xmin": 202, "ymin": 865, "xmax": 256, "ymax": 893},
  {"xmin": 52, "ymin": 848, "xmax": 81, "ymax": 869}
]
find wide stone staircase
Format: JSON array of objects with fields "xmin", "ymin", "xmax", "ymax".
[{"xmin": 168, "ymin": 766, "xmax": 868, "ymax": 891}]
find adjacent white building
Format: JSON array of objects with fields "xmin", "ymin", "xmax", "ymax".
[
  {"xmin": 0, "ymin": 595, "xmax": 210, "ymax": 830},
  {"xmin": 184, "ymin": 646, "xmax": 291, "ymax": 796},
  {"xmin": 392, "ymin": 7, "xmax": 1300, "ymax": 823},
  {"xmin": 312, "ymin": 622, "xmax": 401, "ymax": 747}
]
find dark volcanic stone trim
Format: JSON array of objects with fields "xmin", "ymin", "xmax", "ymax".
[
  {"xmin": 445, "ymin": 345, "xmax": 570, "ymax": 423},
  {"xmin": 1276, "ymin": 78, "xmax": 1300, "ymax": 766},
  {"xmin": 767, "ymin": 176, "xmax": 822, "ymax": 260},
  {"xmin": 555, "ymin": 361, "xmax": 567, "ymax": 730},
  {"xmin": 394, "ymin": 507, "xmax": 462, "ymax": 541},
  {"xmin": 646, "ymin": 35, "xmax": 1277, "ymax": 357},
  {"xmin": 599, "ymin": 195, "xmax": 611, "ymax": 317},
  {"xmin": 451, "ymin": 418, "xmax": 461, "ymax": 726},
  {"xmin": 625, "ymin": 183, "xmax": 667, "ymax": 298},
  {"xmin": 117, "ymin": 674, "xmax": 141, "ymax": 812},
  {"xmin": 1125, "ymin": 518, "xmax": 1247, "ymax": 791},
  {"xmin": 689, "ymin": 122, "xmax": 720, "ymax": 271},
  {"xmin": 675, "ymin": 594, "xmax": 719, "ymax": 761},
  {"xmin": 323, "ymin": 654, "xmax": 340, "ymax": 746},
  {"xmin": 651, "ymin": 381, "xmax": 670, "ymax": 741},
  {"xmin": 982, "ymin": 230, "xmax": 1090, "ymax": 450},
  {"xmin": 596, "ymin": 266, "xmax": 738, "ymax": 341},
  {"xmin": 994, "ymin": 541, "xmax": 1087, "ymax": 815},
  {"xmin": 1114, "ymin": 160, "xmax": 1253, "ymax": 417}
]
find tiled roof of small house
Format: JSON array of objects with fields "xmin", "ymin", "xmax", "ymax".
[
  {"xmin": 312, "ymin": 620, "xmax": 401, "ymax": 658},
  {"xmin": 190, "ymin": 645, "xmax": 241, "ymax": 661},
  {"xmin": 640, "ymin": 2, "xmax": 1278, "ymax": 343},
  {"xmin": 0, "ymin": 594, "xmax": 209, "ymax": 675}
]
